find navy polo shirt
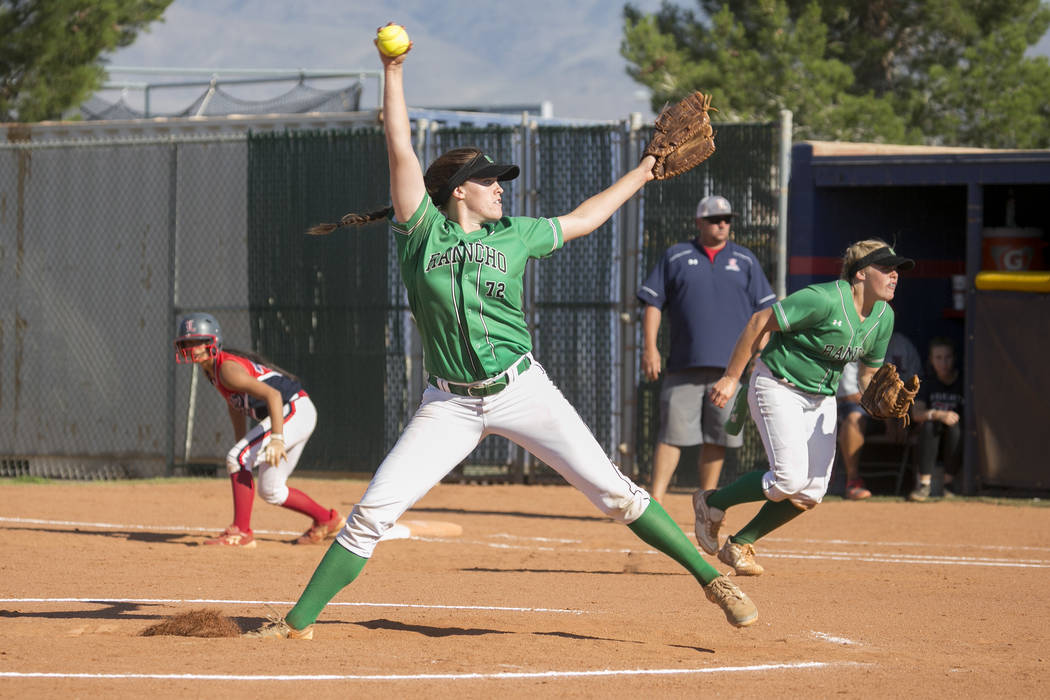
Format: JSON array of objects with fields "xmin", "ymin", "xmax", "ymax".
[{"xmin": 638, "ymin": 239, "xmax": 776, "ymax": 371}]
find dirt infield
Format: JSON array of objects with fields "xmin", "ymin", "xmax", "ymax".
[{"xmin": 1, "ymin": 477, "xmax": 1048, "ymax": 699}]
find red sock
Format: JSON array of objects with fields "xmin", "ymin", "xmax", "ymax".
[
  {"xmin": 281, "ymin": 487, "xmax": 332, "ymax": 523},
  {"xmin": 230, "ymin": 470, "xmax": 255, "ymax": 532}
]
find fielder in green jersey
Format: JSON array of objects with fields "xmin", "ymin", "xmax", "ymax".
[
  {"xmin": 245, "ymin": 28, "xmax": 759, "ymax": 639},
  {"xmin": 761, "ymin": 278, "xmax": 895, "ymax": 396},
  {"xmin": 693, "ymin": 241, "xmax": 913, "ymax": 577}
]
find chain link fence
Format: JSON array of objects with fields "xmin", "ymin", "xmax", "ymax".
[
  {"xmin": 0, "ymin": 135, "xmax": 246, "ymax": 479},
  {"xmin": 0, "ymin": 119, "xmax": 782, "ymax": 487}
]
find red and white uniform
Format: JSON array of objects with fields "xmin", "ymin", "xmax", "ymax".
[
  {"xmin": 212, "ymin": 352, "xmax": 304, "ymax": 420},
  {"xmin": 210, "ymin": 351, "xmax": 317, "ymax": 505}
]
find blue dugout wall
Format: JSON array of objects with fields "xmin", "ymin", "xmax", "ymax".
[{"xmin": 787, "ymin": 142, "xmax": 1050, "ymax": 494}]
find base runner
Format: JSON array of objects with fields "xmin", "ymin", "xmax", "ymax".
[{"xmin": 174, "ymin": 313, "xmax": 343, "ymax": 547}]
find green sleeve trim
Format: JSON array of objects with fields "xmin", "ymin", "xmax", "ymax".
[
  {"xmin": 390, "ymin": 195, "xmax": 431, "ymax": 236},
  {"xmin": 549, "ymin": 217, "xmax": 564, "ymax": 253},
  {"xmin": 772, "ymin": 301, "xmax": 790, "ymax": 331}
]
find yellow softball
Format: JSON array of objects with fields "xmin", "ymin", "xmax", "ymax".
[{"xmin": 376, "ymin": 24, "xmax": 410, "ymax": 57}]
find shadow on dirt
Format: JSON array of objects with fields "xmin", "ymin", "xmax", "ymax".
[
  {"xmin": 462, "ymin": 565, "xmax": 680, "ymax": 576},
  {"xmin": 353, "ymin": 617, "xmax": 714, "ymax": 652}
]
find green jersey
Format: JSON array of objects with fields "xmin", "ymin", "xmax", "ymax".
[
  {"xmin": 761, "ymin": 280, "xmax": 894, "ymax": 395},
  {"xmin": 391, "ymin": 195, "xmax": 563, "ymax": 383}
]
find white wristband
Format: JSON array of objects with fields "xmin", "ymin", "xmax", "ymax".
[{"xmin": 270, "ymin": 434, "xmax": 284, "ymax": 441}]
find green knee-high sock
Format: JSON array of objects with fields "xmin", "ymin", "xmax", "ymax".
[
  {"xmin": 731, "ymin": 498, "xmax": 803, "ymax": 545},
  {"xmin": 706, "ymin": 469, "xmax": 767, "ymax": 512},
  {"xmin": 285, "ymin": 541, "xmax": 368, "ymax": 630},
  {"xmin": 628, "ymin": 500, "xmax": 721, "ymax": 586}
]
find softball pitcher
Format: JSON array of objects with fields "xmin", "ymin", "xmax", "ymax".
[
  {"xmin": 245, "ymin": 33, "xmax": 757, "ymax": 638},
  {"xmin": 695, "ymin": 240, "xmax": 914, "ymax": 575},
  {"xmin": 174, "ymin": 313, "xmax": 343, "ymax": 547}
]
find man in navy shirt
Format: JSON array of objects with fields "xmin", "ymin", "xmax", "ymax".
[{"xmin": 638, "ymin": 195, "xmax": 776, "ymax": 504}]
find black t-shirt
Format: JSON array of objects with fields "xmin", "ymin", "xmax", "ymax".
[{"xmin": 918, "ymin": 371, "xmax": 964, "ymax": 417}]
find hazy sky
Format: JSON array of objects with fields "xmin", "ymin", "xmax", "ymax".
[
  {"xmin": 102, "ymin": 0, "xmax": 666, "ymax": 121},
  {"xmin": 102, "ymin": 0, "xmax": 1050, "ymax": 123}
]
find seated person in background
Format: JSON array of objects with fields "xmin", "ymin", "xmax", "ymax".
[
  {"xmin": 836, "ymin": 361, "xmax": 871, "ymax": 500},
  {"xmin": 882, "ymin": 331, "xmax": 923, "ymax": 444},
  {"xmin": 886, "ymin": 331, "xmax": 922, "ymax": 383},
  {"xmin": 908, "ymin": 336, "xmax": 964, "ymax": 502},
  {"xmin": 835, "ymin": 331, "xmax": 921, "ymax": 500}
]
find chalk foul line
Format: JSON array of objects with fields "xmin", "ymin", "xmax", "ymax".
[
  {"xmin": 0, "ymin": 597, "xmax": 586, "ymax": 615},
  {"xmin": 0, "ymin": 661, "xmax": 858, "ymax": 682}
]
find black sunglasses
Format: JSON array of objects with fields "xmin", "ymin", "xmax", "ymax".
[{"xmin": 703, "ymin": 215, "xmax": 732, "ymax": 225}]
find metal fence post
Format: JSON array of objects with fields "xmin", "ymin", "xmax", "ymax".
[
  {"xmin": 619, "ymin": 113, "xmax": 645, "ymax": 478},
  {"xmin": 521, "ymin": 119, "xmax": 540, "ymax": 482},
  {"xmin": 166, "ymin": 140, "xmax": 179, "ymax": 476},
  {"xmin": 403, "ymin": 118, "xmax": 430, "ymax": 419},
  {"xmin": 777, "ymin": 110, "xmax": 793, "ymax": 299}
]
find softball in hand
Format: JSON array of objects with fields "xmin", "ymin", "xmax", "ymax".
[{"xmin": 376, "ymin": 24, "xmax": 410, "ymax": 57}]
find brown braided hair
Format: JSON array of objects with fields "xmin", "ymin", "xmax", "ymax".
[{"xmin": 305, "ymin": 147, "xmax": 483, "ymax": 236}]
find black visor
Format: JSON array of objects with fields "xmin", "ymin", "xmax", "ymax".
[
  {"xmin": 847, "ymin": 246, "xmax": 915, "ymax": 279},
  {"xmin": 432, "ymin": 153, "xmax": 519, "ymax": 206}
]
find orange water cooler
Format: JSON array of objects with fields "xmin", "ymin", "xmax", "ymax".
[{"xmin": 980, "ymin": 227, "xmax": 1047, "ymax": 271}]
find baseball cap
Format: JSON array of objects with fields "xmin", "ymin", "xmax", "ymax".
[
  {"xmin": 847, "ymin": 246, "xmax": 916, "ymax": 279},
  {"xmin": 433, "ymin": 152, "xmax": 520, "ymax": 206},
  {"xmin": 696, "ymin": 195, "xmax": 733, "ymax": 219}
]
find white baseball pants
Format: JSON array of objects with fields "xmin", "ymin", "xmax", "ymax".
[
  {"xmin": 225, "ymin": 393, "xmax": 317, "ymax": 505},
  {"xmin": 337, "ymin": 362, "xmax": 650, "ymax": 558},
  {"xmin": 749, "ymin": 359, "xmax": 837, "ymax": 508}
]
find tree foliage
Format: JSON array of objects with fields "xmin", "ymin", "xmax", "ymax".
[
  {"xmin": 0, "ymin": 0, "xmax": 173, "ymax": 122},
  {"xmin": 622, "ymin": 0, "xmax": 1050, "ymax": 147}
]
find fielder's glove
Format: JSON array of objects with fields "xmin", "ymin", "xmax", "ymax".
[
  {"xmin": 644, "ymin": 91, "xmax": 717, "ymax": 180},
  {"xmin": 860, "ymin": 363, "xmax": 920, "ymax": 427}
]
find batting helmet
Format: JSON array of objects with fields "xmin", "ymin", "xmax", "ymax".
[{"xmin": 174, "ymin": 312, "xmax": 223, "ymax": 364}]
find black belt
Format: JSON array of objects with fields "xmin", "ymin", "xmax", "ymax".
[{"xmin": 429, "ymin": 356, "xmax": 532, "ymax": 397}]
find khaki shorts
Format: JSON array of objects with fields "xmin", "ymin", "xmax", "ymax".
[{"xmin": 657, "ymin": 367, "xmax": 743, "ymax": 448}]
